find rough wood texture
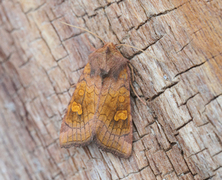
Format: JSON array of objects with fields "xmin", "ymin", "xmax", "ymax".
[{"xmin": 0, "ymin": 0, "xmax": 221, "ymax": 180}]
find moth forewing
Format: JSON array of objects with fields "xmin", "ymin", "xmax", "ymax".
[{"xmin": 60, "ymin": 43, "xmax": 133, "ymax": 158}]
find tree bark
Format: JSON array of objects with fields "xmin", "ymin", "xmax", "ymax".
[{"xmin": 0, "ymin": 0, "xmax": 222, "ymax": 180}]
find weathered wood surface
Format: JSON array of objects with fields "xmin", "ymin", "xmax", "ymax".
[{"xmin": 0, "ymin": 0, "xmax": 222, "ymax": 180}]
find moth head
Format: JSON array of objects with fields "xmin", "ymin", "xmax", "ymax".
[
  {"xmin": 100, "ymin": 43, "xmax": 115, "ymax": 74},
  {"xmin": 89, "ymin": 42, "xmax": 127, "ymax": 79}
]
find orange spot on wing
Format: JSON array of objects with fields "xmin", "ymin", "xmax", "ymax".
[
  {"xmin": 78, "ymin": 89, "xmax": 84, "ymax": 96},
  {"xmin": 119, "ymin": 87, "xmax": 127, "ymax": 94},
  {"xmin": 114, "ymin": 110, "xmax": 128, "ymax": 121},
  {"xmin": 119, "ymin": 96, "xmax": 125, "ymax": 102},
  {"xmin": 72, "ymin": 101, "xmax": 82, "ymax": 115}
]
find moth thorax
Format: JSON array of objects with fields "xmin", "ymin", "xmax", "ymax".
[
  {"xmin": 100, "ymin": 68, "xmax": 109, "ymax": 77},
  {"xmin": 99, "ymin": 60, "xmax": 110, "ymax": 76},
  {"xmin": 99, "ymin": 48, "xmax": 113, "ymax": 75}
]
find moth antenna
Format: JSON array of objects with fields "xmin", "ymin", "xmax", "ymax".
[
  {"xmin": 130, "ymin": 81, "xmax": 146, "ymax": 105},
  {"xmin": 128, "ymin": 63, "xmax": 135, "ymax": 82},
  {"xmin": 128, "ymin": 63, "xmax": 146, "ymax": 105},
  {"xmin": 60, "ymin": 21, "xmax": 106, "ymax": 44},
  {"xmin": 116, "ymin": 44, "xmax": 164, "ymax": 63}
]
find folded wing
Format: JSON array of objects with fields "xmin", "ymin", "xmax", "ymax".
[
  {"xmin": 60, "ymin": 63, "xmax": 101, "ymax": 147},
  {"xmin": 95, "ymin": 65, "xmax": 132, "ymax": 158}
]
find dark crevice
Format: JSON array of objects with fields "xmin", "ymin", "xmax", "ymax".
[
  {"xmin": 61, "ymin": 32, "xmax": 88, "ymax": 42},
  {"xmin": 0, "ymin": 52, "xmax": 13, "ymax": 64},
  {"xmin": 149, "ymin": 81, "xmax": 179, "ymax": 101},
  {"xmin": 188, "ymin": 148, "xmax": 207, "ymax": 158},
  {"xmin": 136, "ymin": 1, "xmax": 189, "ymax": 30},
  {"xmin": 204, "ymin": 174, "xmax": 216, "ymax": 180},
  {"xmin": 175, "ymin": 118, "xmax": 193, "ymax": 131},
  {"xmin": 56, "ymin": 54, "xmax": 69, "ymax": 62},
  {"xmin": 19, "ymin": 57, "xmax": 32, "ymax": 68},
  {"xmin": 121, "ymin": 35, "xmax": 164, "ymax": 60},
  {"xmin": 176, "ymin": 39, "xmax": 193, "ymax": 53},
  {"xmin": 119, "ymin": 165, "xmax": 150, "ymax": 180},
  {"xmin": 33, "ymin": 2, "xmax": 46, "ymax": 12},
  {"xmin": 204, "ymin": 94, "xmax": 222, "ymax": 107},
  {"xmin": 179, "ymin": 92, "xmax": 199, "ymax": 106},
  {"xmin": 175, "ymin": 61, "xmax": 206, "ymax": 78}
]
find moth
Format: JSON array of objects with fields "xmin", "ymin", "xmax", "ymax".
[{"xmin": 59, "ymin": 42, "xmax": 133, "ymax": 158}]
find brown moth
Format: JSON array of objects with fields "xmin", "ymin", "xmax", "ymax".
[{"xmin": 60, "ymin": 42, "xmax": 132, "ymax": 158}]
